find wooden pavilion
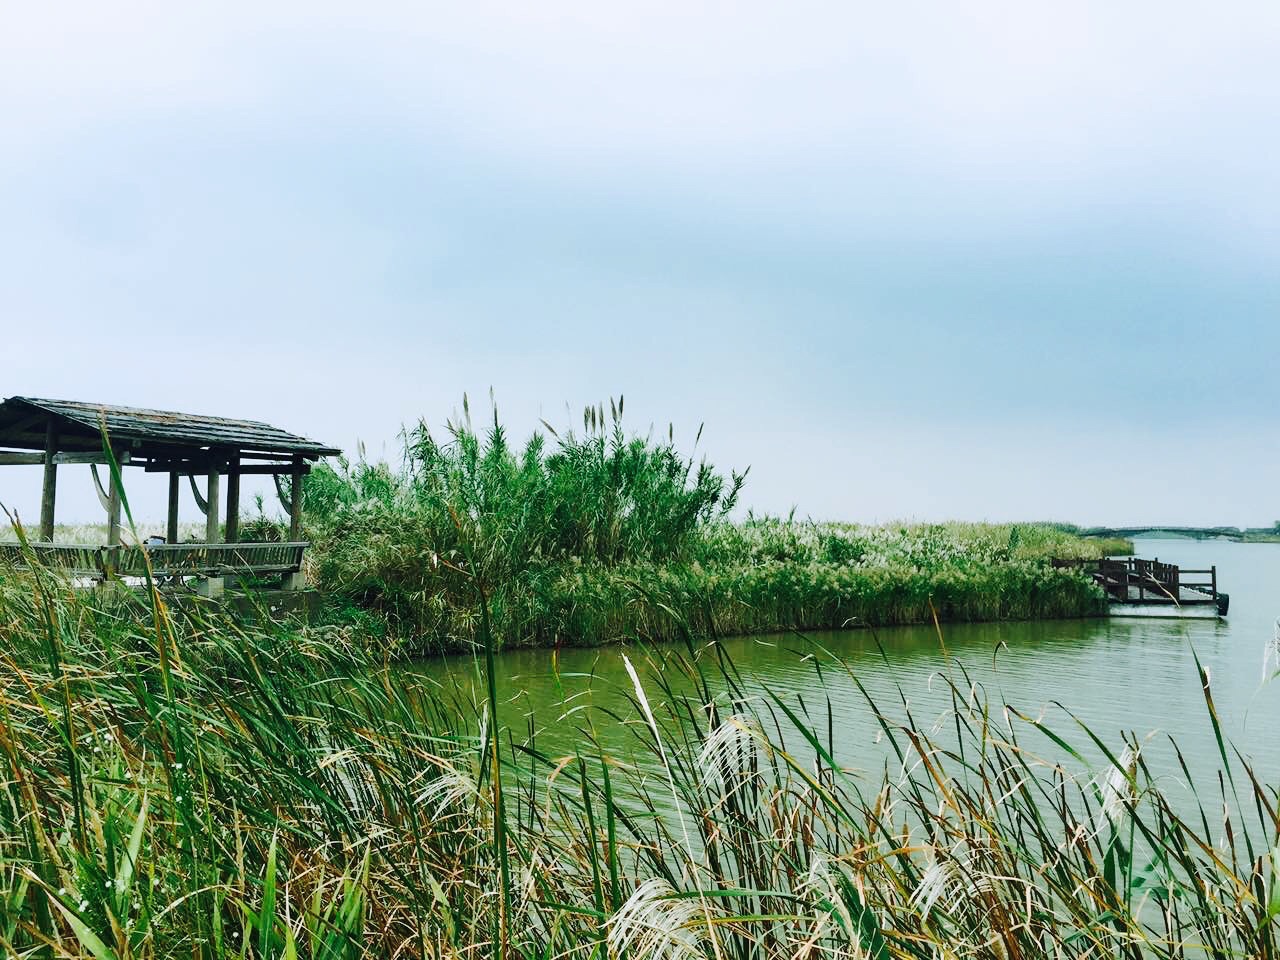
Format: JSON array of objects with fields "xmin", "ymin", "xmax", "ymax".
[{"xmin": 0, "ymin": 396, "xmax": 340, "ymax": 593}]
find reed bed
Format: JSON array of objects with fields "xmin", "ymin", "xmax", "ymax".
[
  {"xmin": 304, "ymin": 401, "xmax": 1125, "ymax": 652},
  {"xmin": 0, "ymin": 542, "xmax": 1274, "ymax": 958}
]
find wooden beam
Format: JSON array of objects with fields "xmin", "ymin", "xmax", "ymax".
[
  {"xmin": 167, "ymin": 472, "xmax": 180, "ymax": 544},
  {"xmin": 52, "ymin": 451, "xmax": 131, "ymax": 466},
  {"xmin": 289, "ymin": 456, "xmax": 304, "ymax": 542},
  {"xmin": 142, "ymin": 460, "xmax": 308, "ymax": 476},
  {"xmin": 39, "ymin": 421, "xmax": 57, "ymax": 541},
  {"xmin": 0, "ymin": 452, "xmax": 46, "ymax": 465},
  {"xmin": 225, "ymin": 454, "xmax": 240, "ymax": 543},
  {"xmin": 240, "ymin": 462, "xmax": 310, "ymax": 475},
  {"xmin": 205, "ymin": 468, "xmax": 221, "ymax": 544}
]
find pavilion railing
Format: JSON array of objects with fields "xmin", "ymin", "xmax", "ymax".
[
  {"xmin": 0, "ymin": 541, "xmax": 308, "ymax": 582},
  {"xmin": 0, "ymin": 543, "xmax": 102, "ymax": 578}
]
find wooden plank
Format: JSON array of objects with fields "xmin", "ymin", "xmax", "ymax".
[
  {"xmin": 53, "ymin": 451, "xmax": 131, "ymax": 465},
  {"xmin": 225, "ymin": 454, "xmax": 241, "ymax": 543},
  {"xmin": 0, "ymin": 452, "xmax": 46, "ymax": 465},
  {"xmin": 236, "ymin": 463, "xmax": 312, "ymax": 475},
  {"xmin": 0, "ymin": 542, "xmax": 103, "ymax": 578},
  {"xmin": 167, "ymin": 472, "xmax": 180, "ymax": 544},
  {"xmin": 39, "ymin": 420, "xmax": 57, "ymax": 541},
  {"xmin": 135, "ymin": 541, "xmax": 308, "ymax": 577},
  {"xmin": 141, "ymin": 460, "xmax": 310, "ymax": 476}
]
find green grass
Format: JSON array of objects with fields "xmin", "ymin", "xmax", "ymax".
[
  {"xmin": 301, "ymin": 400, "xmax": 1128, "ymax": 653},
  {"xmin": 0, "ymin": 554, "xmax": 1273, "ymax": 958}
]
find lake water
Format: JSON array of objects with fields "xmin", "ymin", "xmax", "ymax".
[{"xmin": 406, "ymin": 538, "xmax": 1280, "ymax": 789}]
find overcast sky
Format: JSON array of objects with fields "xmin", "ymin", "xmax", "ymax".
[{"xmin": 2, "ymin": 1, "xmax": 1277, "ymax": 527}]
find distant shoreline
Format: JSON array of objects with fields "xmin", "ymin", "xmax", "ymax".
[{"xmin": 1082, "ymin": 525, "xmax": 1280, "ymax": 544}]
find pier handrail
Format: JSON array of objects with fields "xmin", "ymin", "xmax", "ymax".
[{"xmin": 1053, "ymin": 556, "xmax": 1219, "ymax": 606}]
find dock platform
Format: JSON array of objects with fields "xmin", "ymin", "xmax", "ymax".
[{"xmin": 1053, "ymin": 556, "xmax": 1228, "ymax": 619}]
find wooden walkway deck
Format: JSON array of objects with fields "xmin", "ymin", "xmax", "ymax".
[
  {"xmin": 1054, "ymin": 556, "xmax": 1228, "ymax": 618},
  {"xmin": 1115, "ymin": 583, "xmax": 1216, "ymax": 603}
]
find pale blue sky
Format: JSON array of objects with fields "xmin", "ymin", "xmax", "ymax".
[{"xmin": 2, "ymin": 1, "xmax": 1277, "ymax": 526}]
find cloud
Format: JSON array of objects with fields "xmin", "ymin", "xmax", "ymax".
[{"xmin": 1, "ymin": 1, "xmax": 1277, "ymax": 523}]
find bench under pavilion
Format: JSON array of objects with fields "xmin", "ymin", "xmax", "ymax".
[{"xmin": 0, "ymin": 396, "xmax": 340, "ymax": 594}]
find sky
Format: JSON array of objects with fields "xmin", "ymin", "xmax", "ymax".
[{"xmin": 1, "ymin": 1, "xmax": 1277, "ymax": 527}]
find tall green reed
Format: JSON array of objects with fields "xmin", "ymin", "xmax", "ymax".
[
  {"xmin": 300, "ymin": 401, "xmax": 1118, "ymax": 653},
  {"xmin": 0, "ymin": 552, "xmax": 1274, "ymax": 957}
]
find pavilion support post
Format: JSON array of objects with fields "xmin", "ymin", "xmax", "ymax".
[
  {"xmin": 39, "ymin": 420, "xmax": 58, "ymax": 542},
  {"xmin": 198, "ymin": 466, "xmax": 224, "ymax": 598},
  {"xmin": 167, "ymin": 472, "xmax": 180, "ymax": 544},
  {"xmin": 205, "ymin": 468, "xmax": 221, "ymax": 545},
  {"xmin": 107, "ymin": 474, "xmax": 122, "ymax": 548},
  {"xmin": 225, "ymin": 454, "xmax": 241, "ymax": 544},
  {"xmin": 284, "ymin": 456, "xmax": 306, "ymax": 591},
  {"xmin": 289, "ymin": 457, "xmax": 304, "ymax": 542}
]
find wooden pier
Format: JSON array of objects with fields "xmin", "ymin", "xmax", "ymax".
[{"xmin": 1054, "ymin": 556, "xmax": 1228, "ymax": 619}]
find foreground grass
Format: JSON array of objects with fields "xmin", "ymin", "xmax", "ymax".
[
  {"xmin": 0, "ymin": 561, "xmax": 1274, "ymax": 958},
  {"xmin": 304, "ymin": 402, "xmax": 1127, "ymax": 653}
]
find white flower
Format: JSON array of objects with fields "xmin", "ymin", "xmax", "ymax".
[
  {"xmin": 697, "ymin": 714, "xmax": 763, "ymax": 788},
  {"xmin": 79, "ymin": 900, "xmax": 88, "ymax": 911},
  {"xmin": 909, "ymin": 858, "xmax": 955, "ymax": 918},
  {"xmin": 415, "ymin": 766, "xmax": 479, "ymax": 815},
  {"xmin": 607, "ymin": 879, "xmax": 707, "ymax": 960},
  {"xmin": 1100, "ymin": 745, "xmax": 1139, "ymax": 825}
]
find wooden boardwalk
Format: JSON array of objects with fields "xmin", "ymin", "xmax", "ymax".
[
  {"xmin": 1054, "ymin": 556, "xmax": 1228, "ymax": 618},
  {"xmin": 1115, "ymin": 583, "xmax": 1216, "ymax": 604}
]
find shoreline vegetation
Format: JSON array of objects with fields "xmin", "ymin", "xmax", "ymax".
[
  {"xmin": 2, "ymin": 401, "xmax": 1133, "ymax": 657},
  {"xmin": 0, "ymin": 401, "xmax": 1272, "ymax": 957},
  {"xmin": 0, "ymin": 560, "xmax": 1273, "ymax": 957},
  {"xmin": 300, "ymin": 401, "xmax": 1129, "ymax": 654}
]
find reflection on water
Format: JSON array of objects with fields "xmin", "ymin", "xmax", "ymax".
[{"xmin": 403, "ymin": 539, "xmax": 1280, "ymax": 789}]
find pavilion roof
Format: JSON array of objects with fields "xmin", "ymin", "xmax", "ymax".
[{"xmin": 0, "ymin": 396, "xmax": 341, "ymax": 460}]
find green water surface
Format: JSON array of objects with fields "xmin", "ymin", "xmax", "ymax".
[{"xmin": 403, "ymin": 538, "xmax": 1279, "ymax": 788}]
